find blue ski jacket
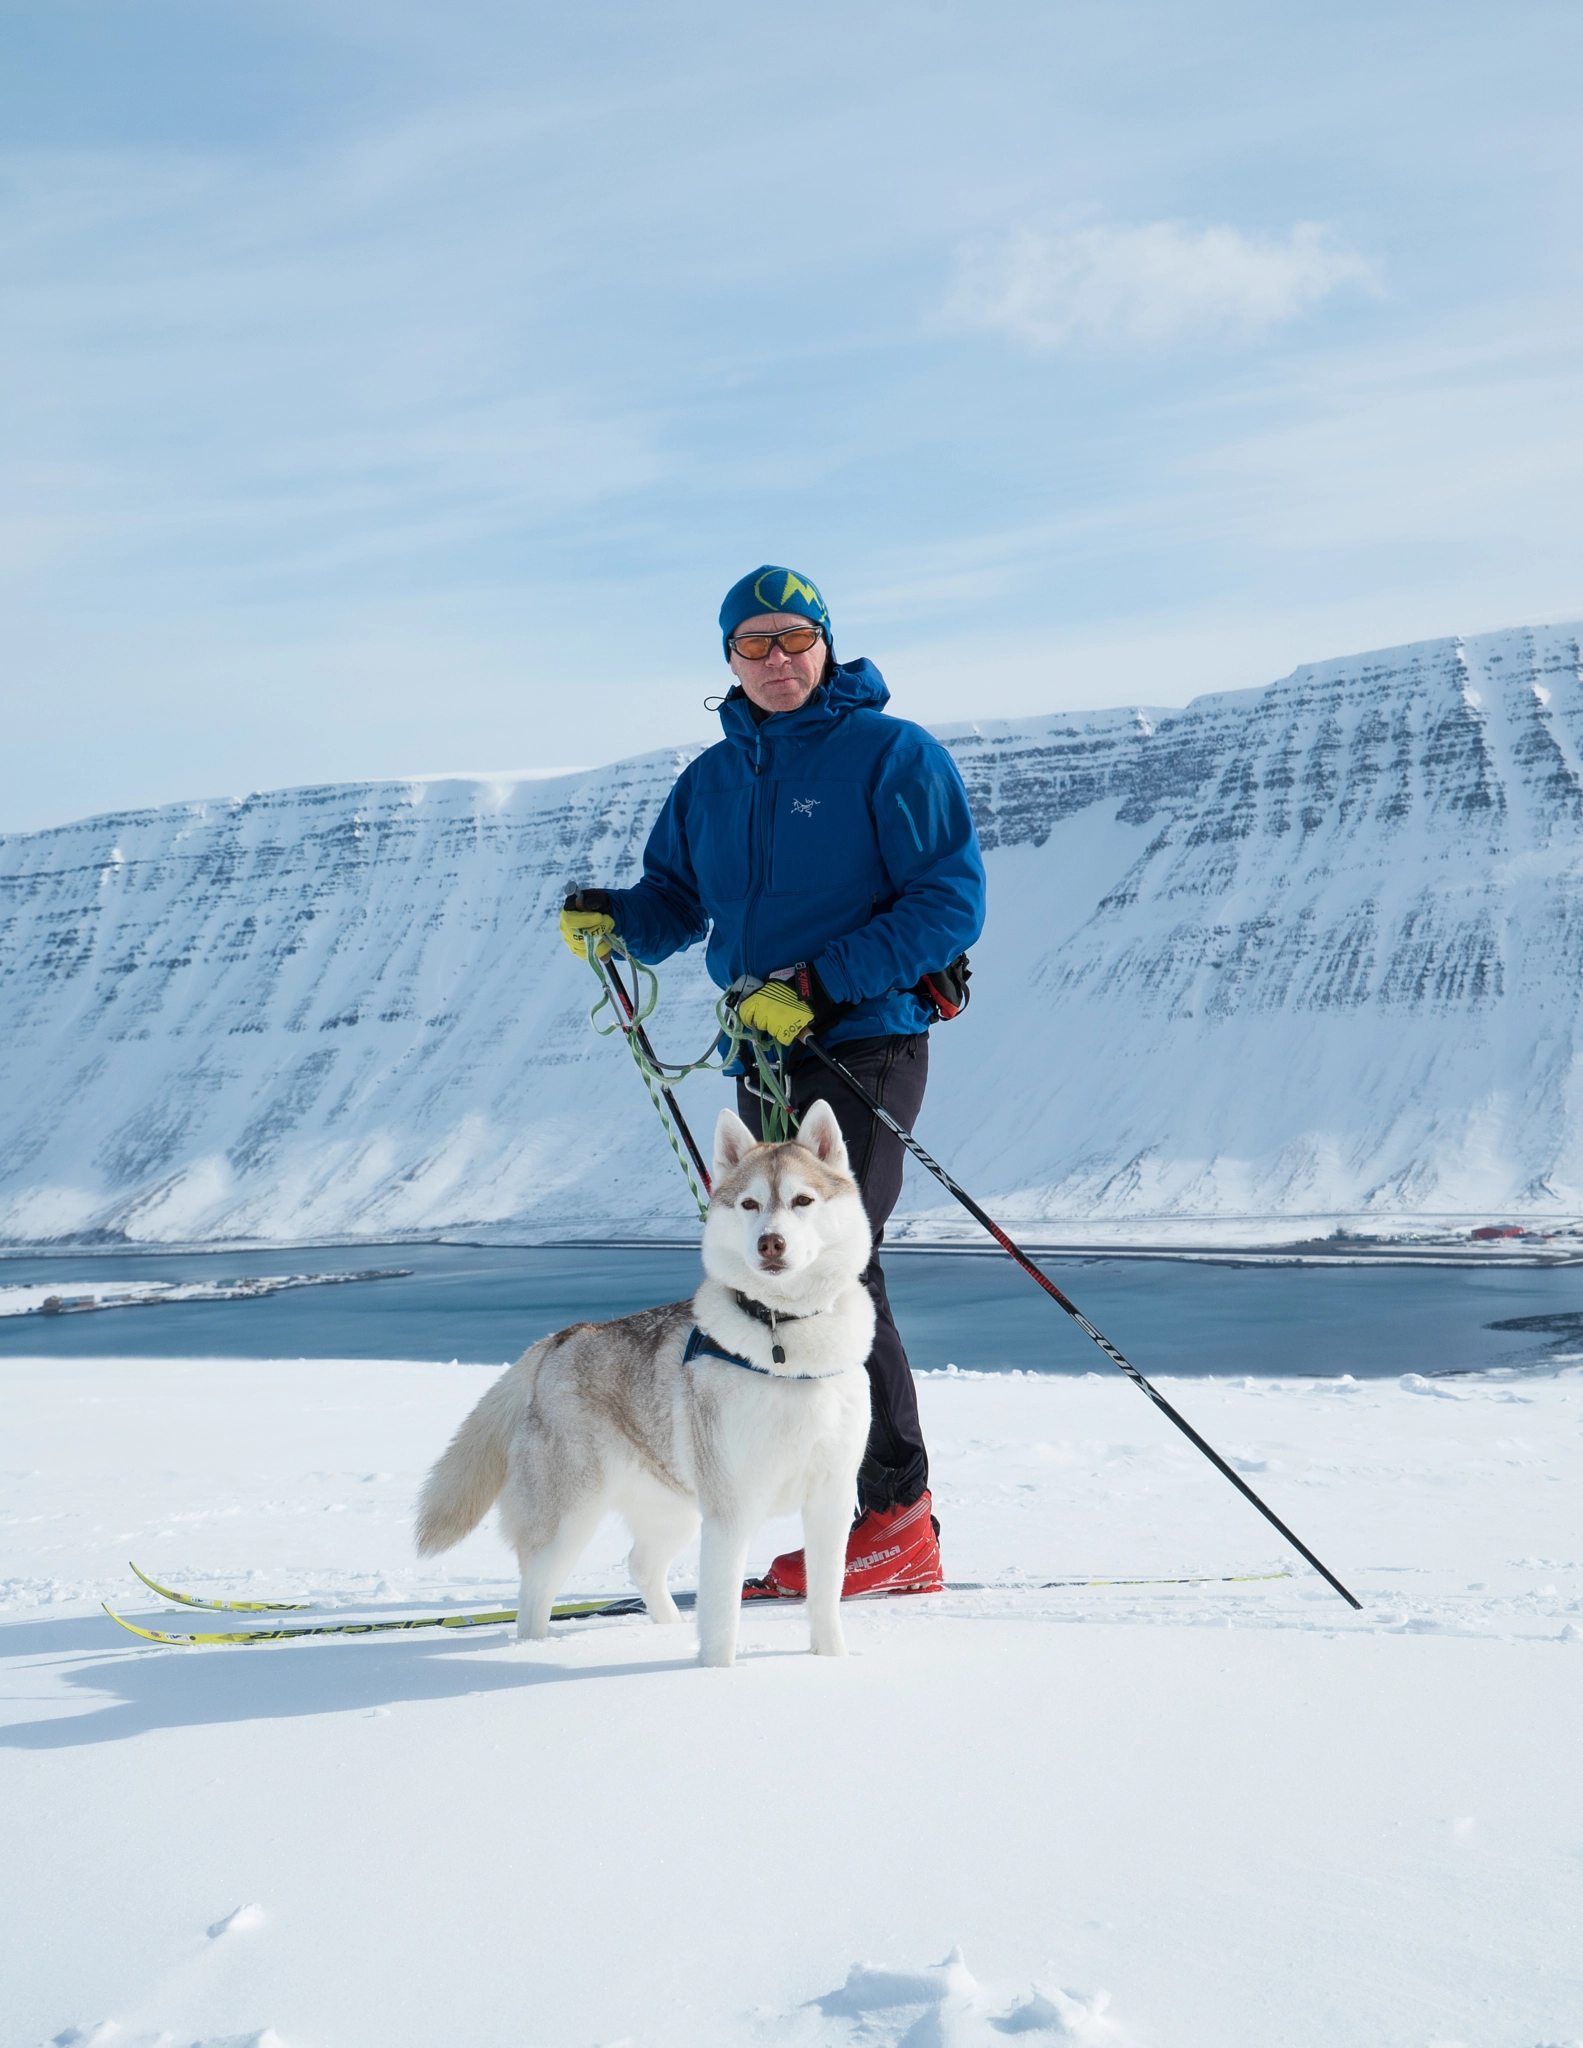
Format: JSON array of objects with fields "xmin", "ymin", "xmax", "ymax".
[{"xmin": 607, "ymin": 659, "xmax": 986, "ymax": 1048}]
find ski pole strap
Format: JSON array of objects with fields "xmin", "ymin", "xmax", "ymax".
[{"xmin": 794, "ymin": 1032, "xmax": 1362, "ymax": 1612}]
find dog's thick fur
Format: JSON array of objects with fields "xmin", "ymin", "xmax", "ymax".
[{"xmin": 415, "ymin": 1100, "xmax": 875, "ymax": 1667}]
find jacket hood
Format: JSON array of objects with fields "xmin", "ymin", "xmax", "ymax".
[
  {"xmin": 609, "ymin": 647, "xmax": 986, "ymax": 1050},
  {"xmin": 717, "ymin": 658, "xmax": 890, "ymax": 754}
]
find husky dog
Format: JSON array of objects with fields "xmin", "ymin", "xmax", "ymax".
[{"xmin": 414, "ymin": 1099, "xmax": 875, "ymax": 1667}]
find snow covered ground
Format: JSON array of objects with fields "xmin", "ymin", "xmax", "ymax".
[{"xmin": 3, "ymin": 1350, "xmax": 1580, "ymax": 2048}]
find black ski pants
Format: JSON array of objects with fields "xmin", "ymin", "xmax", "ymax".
[{"xmin": 736, "ymin": 1033, "xmax": 930, "ymax": 1513}]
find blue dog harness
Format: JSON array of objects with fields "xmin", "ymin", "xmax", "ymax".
[{"xmin": 681, "ymin": 1325, "xmax": 844, "ymax": 1382}]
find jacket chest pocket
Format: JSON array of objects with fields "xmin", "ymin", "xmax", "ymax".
[
  {"xmin": 768, "ymin": 780, "xmax": 880, "ymax": 898},
  {"xmin": 687, "ymin": 785, "xmax": 755, "ymax": 904}
]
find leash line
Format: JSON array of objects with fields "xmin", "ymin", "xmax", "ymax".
[
  {"xmin": 579, "ymin": 936, "xmax": 799, "ymax": 1218},
  {"xmin": 602, "ymin": 954, "xmax": 714, "ymax": 1197}
]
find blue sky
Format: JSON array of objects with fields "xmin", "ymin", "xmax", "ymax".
[{"xmin": 3, "ymin": 0, "xmax": 1580, "ymax": 831}]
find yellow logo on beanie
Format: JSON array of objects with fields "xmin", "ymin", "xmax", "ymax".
[{"xmin": 754, "ymin": 569, "xmax": 826, "ymax": 618}]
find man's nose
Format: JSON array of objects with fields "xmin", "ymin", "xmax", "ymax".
[{"xmin": 758, "ymin": 1232, "xmax": 785, "ymax": 1260}]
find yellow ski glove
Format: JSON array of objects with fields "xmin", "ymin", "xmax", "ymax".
[
  {"xmin": 560, "ymin": 888, "xmax": 617, "ymax": 960},
  {"xmin": 735, "ymin": 978, "xmax": 815, "ymax": 1044},
  {"xmin": 735, "ymin": 959, "xmax": 848, "ymax": 1046}
]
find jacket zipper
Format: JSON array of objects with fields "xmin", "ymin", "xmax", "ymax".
[
  {"xmin": 742, "ymin": 726, "xmax": 770, "ymax": 968},
  {"xmin": 895, "ymin": 791, "xmax": 925, "ymax": 853}
]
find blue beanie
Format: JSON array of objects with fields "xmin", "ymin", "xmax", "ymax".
[{"xmin": 719, "ymin": 565, "xmax": 831, "ymax": 660}]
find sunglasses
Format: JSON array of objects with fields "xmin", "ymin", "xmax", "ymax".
[{"xmin": 728, "ymin": 625, "xmax": 824, "ymax": 661}]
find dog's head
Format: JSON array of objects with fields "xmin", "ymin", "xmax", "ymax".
[{"xmin": 701, "ymin": 1101, "xmax": 871, "ymax": 1309}]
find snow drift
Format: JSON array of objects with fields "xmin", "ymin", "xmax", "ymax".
[{"xmin": 2, "ymin": 621, "xmax": 1581, "ymax": 1244}]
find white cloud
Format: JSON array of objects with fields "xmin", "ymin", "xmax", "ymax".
[{"xmin": 946, "ymin": 219, "xmax": 1381, "ymax": 351}]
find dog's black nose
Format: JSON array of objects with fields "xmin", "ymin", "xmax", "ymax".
[{"xmin": 758, "ymin": 1233, "xmax": 785, "ymax": 1261}]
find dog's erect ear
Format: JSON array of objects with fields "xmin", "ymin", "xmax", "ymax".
[
  {"xmin": 713, "ymin": 1108, "xmax": 759, "ymax": 1175},
  {"xmin": 793, "ymin": 1098, "xmax": 850, "ymax": 1174}
]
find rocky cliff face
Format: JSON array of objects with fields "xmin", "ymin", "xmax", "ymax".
[{"xmin": 3, "ymin": 620, "xmax": 1580, "ymax": 1244}]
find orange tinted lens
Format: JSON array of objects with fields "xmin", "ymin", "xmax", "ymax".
[{"xmin": 733, "ymin": 626, "xmax": 821, "ymax": 659}]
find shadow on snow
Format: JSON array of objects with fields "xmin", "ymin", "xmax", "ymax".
[{"xmin": 0, "ymin": 1609, "xmax": 709, "ymax": 1749}]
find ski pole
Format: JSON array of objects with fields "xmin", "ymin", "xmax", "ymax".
[
  {"xmin": 794, "ymin": 1032, "xmax": 1362, "ymax": 1611},
  {"xmin": 602, "ymin": 954, "xmax": 713, "ymax": 1196}
]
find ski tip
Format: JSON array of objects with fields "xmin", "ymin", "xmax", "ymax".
[
  {"xmin": 127, "ymin": 1560, "xmax": 188, "ymax": 1605},
  {"xmin": 103, "ymin": 1602, "xmax": 191, "ymax": 1646},
  {"xmin": 127, "ymin": 1559, "xmax": 309, "ymax": 1612}
]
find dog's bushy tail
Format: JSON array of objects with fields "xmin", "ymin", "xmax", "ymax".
[{"xmin": 414, "ymin": 1340, "xmax": 547, "ymax": 1556}]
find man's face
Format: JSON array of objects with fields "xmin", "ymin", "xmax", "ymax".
[{"xmin": 726, "ymin": 612, "xmax": 828, "ymax": 715}]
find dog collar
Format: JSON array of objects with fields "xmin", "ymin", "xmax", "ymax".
[
  {"xmin": 732, "ymin": 1290, "xmax": 827, "ymax": 1365},
  {"xmin": 683, "ymin": 1325, "xmax": 845, "ymax": 1382}
]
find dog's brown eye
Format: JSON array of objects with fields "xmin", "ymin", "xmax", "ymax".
[
  {"xmin": 790, "ymin": 1194, "xmax": 815, "ymax": 1208},
  {"xmin": 740, "ymin": 1198, "xmax": 760, "ymax": 1211}
]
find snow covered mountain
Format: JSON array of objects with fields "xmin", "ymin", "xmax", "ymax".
[{"xmin": 2, "ymin": 620, "xmax": 1581, "ymax": 1245}]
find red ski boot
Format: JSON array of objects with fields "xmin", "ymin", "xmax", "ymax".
[{"xmin": 744, "ymin": 1492, "xmax": 943, "ymax": 1600}]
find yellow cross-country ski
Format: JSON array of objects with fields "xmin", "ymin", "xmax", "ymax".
[
  {"xmin": 102, "ymin": 1591, "xmax": 645, "ymax": 1646},
  {"xmin": 128, "ymin": 1560, "xmax": 311, "ymax": 1612},
  {"xmin": 103, "ymin": 1566, "xmax": 1291, "ymax": 1645},
  {"xmin": 102, "ymin": 1604, "xmax": 518, "ymax": 1646}
]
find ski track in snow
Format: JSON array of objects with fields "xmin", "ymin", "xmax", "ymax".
[
  {"xmin": 4, "ymin": 620, "xmax": 1583, "ymax": 1246},
  {"xmin": 3, "ymin": 1354, "xmax": 1580, "ymax": 2047}
]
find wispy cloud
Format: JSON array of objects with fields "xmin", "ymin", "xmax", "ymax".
[
  {"xmin": 1, "ymin": 1, "xmax": 1577, "ymax": 833},
  {"xmin": 945, "ymin": 219, "xmax": 1381, "ymax": 352}
]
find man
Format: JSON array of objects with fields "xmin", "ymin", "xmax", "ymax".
[{"xmin": 561, "ymin": 565, "xmax": 985, "ymax": 1596}]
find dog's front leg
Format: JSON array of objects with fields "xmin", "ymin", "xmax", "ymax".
[
  {"xmin": 695, "ymin": 1515, "xmax": 752, "ymax": 1668},
  {"xmin": 801, "ymin": 1482, "xmax": 852, "ymax": 1656}
]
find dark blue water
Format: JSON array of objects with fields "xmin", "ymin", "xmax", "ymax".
[{"xmin": 1, "ymin": 1241, "xmax": 1579, "ymax": 1376}]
